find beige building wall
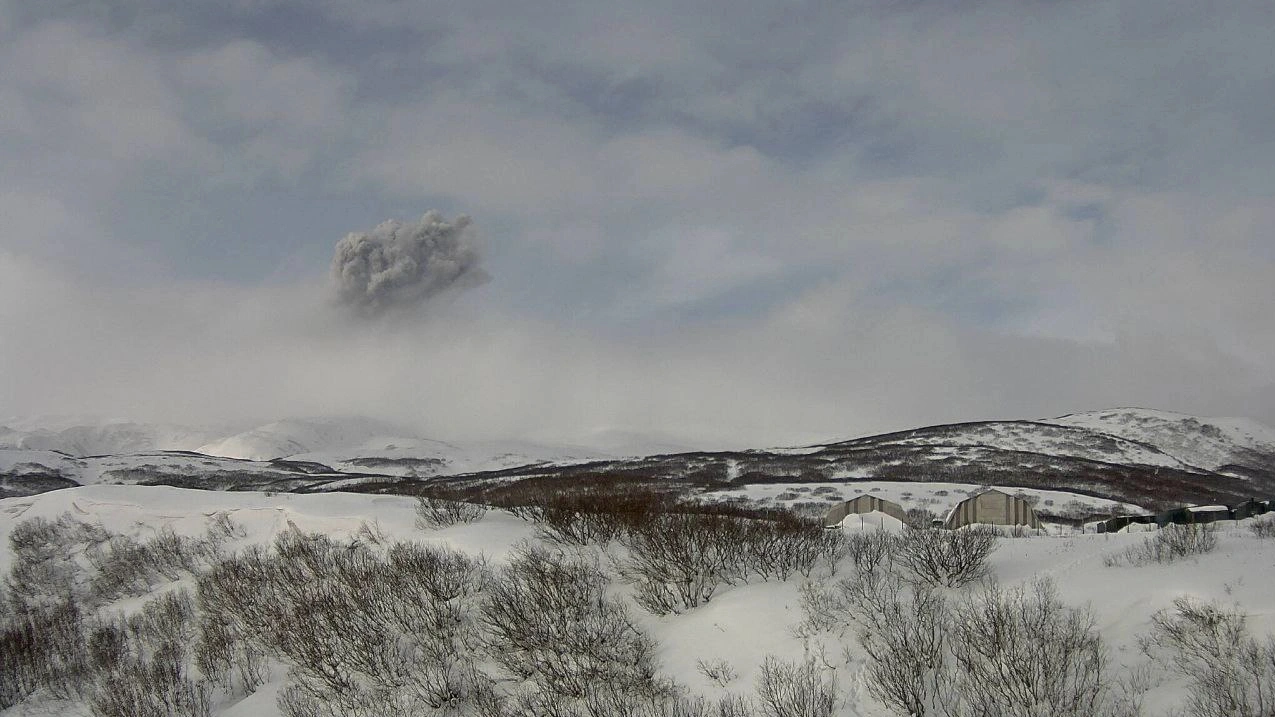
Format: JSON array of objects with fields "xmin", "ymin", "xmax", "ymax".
[
  {"xmin": 944, "ymin": 489, "xmax": 1042, "ymax": 529},
  {"xmin": 824, "ymin": 494, "xmax": 908, "ymax": 527}
]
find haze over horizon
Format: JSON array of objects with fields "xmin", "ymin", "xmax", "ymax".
[{"xmin": 2, "ymin": 0, "xmax": 1274, "ymax": 448}]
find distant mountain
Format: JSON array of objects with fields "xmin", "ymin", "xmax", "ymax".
[
  {"xmin": 0, "ymin": 416, "xmax": 612, "ymax": 498},
  {"xmin": 0, "ymin": 420, "xmax": 224, "ymax": 456},
  {"xmin": 1043, "ymin": 408, "xmax": 1275, "ymax": 473},
  {"xmin": 193, "ymin": 416, "xmax": 447, "ymax": 462},
  {"xmin": 2, "ymin": 409, "xmax": 1273, "ymax": 511},
  {"xmin": 389, "ymin": 409, "xmax": 1275, "ymax": 512}
]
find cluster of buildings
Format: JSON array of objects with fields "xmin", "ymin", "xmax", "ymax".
[
  {"xmin": 823, "ymin": 488, "xmax": 1042, "ymax": 530},
  {"xmin": 823, "ymin": 488, "xmax": 1273, "ymax": 534},
  {"xmin": 1093, "ymin": 498, "xmax": 1272, "ymax": 533}
]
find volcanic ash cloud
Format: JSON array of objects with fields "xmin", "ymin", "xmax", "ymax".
[{"xmin": 330, "ymin": 211, "xmax": 487, "ymax": 315}]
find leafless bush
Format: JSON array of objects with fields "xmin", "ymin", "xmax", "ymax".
[
  {"xmin": 0, "ymin": 600, "xmax": 90, "ymax": 708},
  {"xmin": 1249, "ymin": 516, "xmax": 1275, "ymax": 539},
  {"xmin": 578, "ymin": 688, "xmax": 756, "ymax": 717},
  {"xmin": 697, "ymin": 658, "xmax": 740, "ymax": 687},
  {"xmin": 1105, "ymin": 524, "xmax": 1218, "ymax": 567},
  {"xmin": 415, "ymin": 496, "xmax": 488, "ymax": 529},
  {"xmin": 89, "ymin": 592, "xmax": 210, "ymax": 717},
  {"xmin": 755, "ymin": 655, "xmax": 838, "ymax": 717},
  {"xmin": 5, "ymin": 514, "xmax": 108, "ymax": 611},
  {"xmin": 904, "ymin": 507, "xmax": 938, "ymax": 529},
  {"xmin": 507, "ymin": 491, "xmax": 671, "ymax": 547},
  {"xmin": 481, "ymin": 543, "xmax": 663, "ymax": 701},
  {"xmin": 354, "ymin": 519, "xmax": 389, "ymax": 546},
  {"xmin": 843, "ymin": 530, "xmax": 897, "ymax": 578},
  {"xmin": 618, "ymin": 510, "xmax": 841, "ymax": 614},
  {"xmin": 944, "ymin": 580, "xmax": 1108, "ymax": 717},
  {"xmin": 86, "ymin": 528, "xmax": 222, "ymax": 602},
  {"xmin": 857, "ymin": 581, "xmax": 949, "ymax": 717},
  {"xmin": 206, "ymin": 512, "xmax": 246, "ymax": 542},
  {"xmin": 740, "ymin": 519, "xmax": 830, "ymax": 581},
  {"xmin": 89, "ymin": 663, "xmax": 211, "ymax": 717},
  {"xmin": 840, "ymin": 577, "xmax": 1117, "ymax": 717},
  {"xmin": 895, "ymin": 526, "xmax": 998, "ymax": 588},
  {"xmin": 197, "ymin": 533, "xmax": 493, "ymax": 715},
  {"xmin": 535, "ymin": 503, "xmax": 626, "ymax": 546},
  {"xmin": 617, "ymin": 513, "xmax": 748, "ymax": 613},
  {"xmin": 1142, "ymin": 597, "xmax": 1275, "ymax": 717}
]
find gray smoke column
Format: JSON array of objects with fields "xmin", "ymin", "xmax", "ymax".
[{"xmin": 330, "ymin": 211, "xmax": 487, "ymax": 315}]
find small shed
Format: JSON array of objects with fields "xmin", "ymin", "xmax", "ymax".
[
  {"xmin": 1097, "ymin": 513, "xmax": 1156, "ymax": 534},
  {"xmin": 944, "ymin": 489, "xmax": 1042, "ymax": 530},
  {"xmin": 823, "ymin": 494, "xmax": 907, "ymax": 527},
  {"xmin": 1230, "ymin": 499, "xmax": 1270, "ymax": 521},
  {"xmin": 1155, "ymin": 505, "xmax": 1231, "ymax": 527}
]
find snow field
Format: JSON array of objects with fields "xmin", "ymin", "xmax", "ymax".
[{"xmin": 2, "ymin": 485, "xmax": 1274, "ymax": 716}]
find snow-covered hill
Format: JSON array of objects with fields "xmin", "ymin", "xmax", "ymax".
[
  {"xmin": 192, "ymin": 416, "xmax": 441, "ymax": 461},
  {"xmin": 0, "ymin": 416, "xmax": 613, "ymax": 492},
  {"xmin": 3, "ymin": 409, "xmax": 1273, "ymax": 510},
  {"xmin": 198, "ymin": 418, "xmax": 613, "ymax": 477},
  {"xmin": 0, "ymin": 420, "xmax": 224, "ymax": 456},
  {"xmin": 1044, "ymin": 407, "xmax": 1275, "ymax": 471},
  {"xmin": 826, "ymin": 420, "xmax": 1192, "ymax": 469},
  {"xmin": 1, "ymin": 485, "xmax": 1273, "ymax": 717}
]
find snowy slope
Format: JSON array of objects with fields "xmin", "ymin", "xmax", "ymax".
[
  {"xmin": 193, "ymin": 416, "xmax": 440, "ymax": 461},
  {"xmin": 1045, "ymin": 407, "xmax": 1275, "ymax": 471},
  {"xmin": 0, "ymin": 421, "xmax": 225, "ymax": 456},
  {"xmin": 0, "ymin": 416, "xmax": 611, "ymax": 487},
  {"xmin": 5, "ymin": 409, "xmax": 1274, "ymax": 511},
  {"xmin": 844, "ymin": 420, "xmax": 1192, "ymax": 469},
  {"xmin": 2, "ymin": 485, "xmax": 1274, "ymax": 717}
]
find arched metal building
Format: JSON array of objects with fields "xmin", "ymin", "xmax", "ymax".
[
  {"xmin": 944, "ymin": 489, "xmax": 1042, "ymax": 529},
  {"xmin": 823, "ymin": 494, "xmax": 907, "ymax": 527}
]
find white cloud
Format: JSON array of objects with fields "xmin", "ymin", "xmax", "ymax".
[{"xmin": 1, "ymin": 0, "xmax": 1273, "ymax": 440}]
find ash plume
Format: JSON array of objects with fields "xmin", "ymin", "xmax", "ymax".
[{"xmin": 330, "ymin": 211, "xmax": 487, "ymax": 315}]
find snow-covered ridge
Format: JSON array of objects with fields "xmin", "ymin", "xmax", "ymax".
[
  {"xmin": 4, "ymin": 409, "xmax": 1274, "ymax": 509},
  {"xmin": 1043, "ymin": 407, "xmax": 1275, "ymax": 471},
  {"xmin": 867, "ymin": 420, "xmax": 1191, "ymax": 469},
  {"xmin": 0, "ymin": 416, "xmax": 614, "ymax": 481}
]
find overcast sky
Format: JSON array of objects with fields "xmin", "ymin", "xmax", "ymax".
[{"xmin": 2, "ymin": 0, "xmax": 1273, "ymax": 447}]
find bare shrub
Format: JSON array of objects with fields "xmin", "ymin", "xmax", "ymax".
[
  {"xmin": 843, "ymin": 530, "xmax": 897, "ymax": 578},
  {"xmin": 1142, "ymin": 597, "xmax": 1275, "ymax": 717},
  {"xmin": 904, "ymin": 508, "xmax": 938, "ymax": 529},
  {"xmin": 827, "ymin": 577, "xmax": 1117, "ymax": 717},
  {"xmin": 415, "ymin": 496, "xmax": 488, "ymax": 529},
  {"xmin": 5, "ymin": 514, "xmax": 108, "ymax": 610},
  {"xmin": 855, "ymin": 579, "xmax": 949, "ymax": 717},
  {"xmin": 617, "ymin": 513, "xmax": 748, "ymax": 613},
  {"xmin": 697, "ymin": 658, "xmax": 739, "ymax": 687},
  {"xmin": 1249, "ymin": 516, "xmax": 1275, "ymax": 540},
  {"xmin": 755, "ymin": 656, "xmax": 838, "ymax": 717},
  {"xmin": 944, "ymin": 580, "xmax": 1108, "ymax": 717},
  {"xmin": 575, "ymin": 686, "xmax": 753, "ymax": 717},
  {"xmin": 90, "ymin": 592, "xmax": 210, "ymax": 717},
  {"xmin": 895, "ymin": 526, "xmax": 998, "ymax": 588},
  {"xmin": 0, "ymin": 600, "xmax": 89, "ymax": 708},
  {"xmin": 86, "ymin": 528, "xmax": 221, "ymax": 602},
  {"xmin": 1106, "ymin": 524, "xmax": 1217, "ymax": 567},
  {"xmin": 740, "ymin": 518, "xmax": 830, "ymax": 581},
  {"xmin": 617, "ymin": 509, "xmax": 840, "ymax": 614},
  {"xmin": 197, "ymin": 533, "xmax": 493, "ymax": 715},
  {"xmin": 206, "ymin": 511, "xmax": 246, "ymax": 542},
  {"xmin": 89, "ymin": 664, "xmax": 211, "ymax": 717},
  {"xmin": 481, "ymin": 543, "xmax": 663, "ymax": 701}
]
